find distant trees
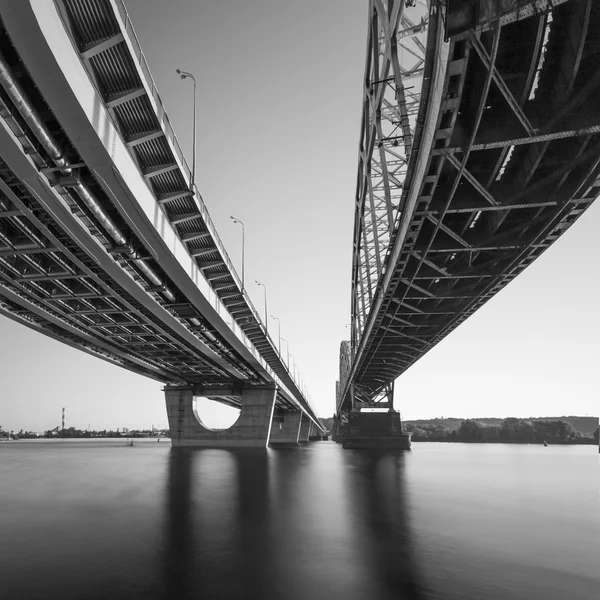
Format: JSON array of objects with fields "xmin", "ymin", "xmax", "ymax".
[
  {"xmin": 530, "ymin": 419, "xmax": 577, "ymax": 443},
  {"xmin": 408, "ymin": 423, "xmax": 449, "ymax": 441},
  {"xmin": 404, "ymin": 417, "xmax": 596, "ymax": 444},
  {"xmin": 458, "ymin": 419, "xmax": 486, "ymax": 441},
  {"xmin": 0, "ymin": 428, "xmax": 38, "ymax": 440},
  {"xmin": 499, "ymin": 418, "xmax": 536, "ymax": 442},
  {"xmin": 2, "ymin": 425, "xmax": 168, "ymax": 440},
  {"xmin": 42, "ymin": 427, "xmax": 166, "ymax": 438}
]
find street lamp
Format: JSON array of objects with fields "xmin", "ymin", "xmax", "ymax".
[
  {"xmin": 255, "ymin": 280, "xmax": 268, "ymax": 332},
  {"xmin": 230, "ymin": 216, "xmax": 245, "ymax": 292},
  {"xmin": 270, "ymin": 315, "xmax": 281, "ymax": 355},
  {"xmin": 175, "ymin": 68, "xmax": 197, "ymax": 192},
  {"xmin": 281, "ymin": 337, "xmax": 290, "ymax": 368}
]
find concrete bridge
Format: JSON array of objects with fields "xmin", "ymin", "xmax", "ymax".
[
  {"xmin": 0, "ymin": 0, "xmax": 323, "ymax": 446},
  {"xmin": 335, "ymin": 0, "xmax": 600, "ymax": 447}
]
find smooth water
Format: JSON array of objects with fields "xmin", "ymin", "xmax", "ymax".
[{"xmin": 0, "ymin": 440, "xmax": 597, "ymax": 600}]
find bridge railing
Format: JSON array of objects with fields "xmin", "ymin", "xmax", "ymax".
[{"xmin": 111, "ymin": 1, "xmax": 312, "ymax": 408}]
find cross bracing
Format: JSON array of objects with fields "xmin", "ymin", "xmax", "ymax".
[
  {"xmin": 352, "ymin": 0, "xmax": 431, "ymax": 346},
  {"xmin": 0, "ymin": 0, "xmax": 321, "ymax": 424},
  {"xmin": 342, "ymin": 0, "xmax": 600, "ymax": 412}
]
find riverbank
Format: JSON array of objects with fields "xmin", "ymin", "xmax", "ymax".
[
  {"xmin": 404, "ymin": 416, "xmax": 598, "ymax": 445},
  {"xmin": 409, "ymin": 438, "xmax": 597, "ymax": 445}
]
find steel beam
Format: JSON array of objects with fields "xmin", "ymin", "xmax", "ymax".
[
  {"xmin": 80, "ymin": 33, "xmax": 124, "ymax": 60},
  {"xmin": 105, "ymin": 87, "xmax": 146, "ymax": 109}
]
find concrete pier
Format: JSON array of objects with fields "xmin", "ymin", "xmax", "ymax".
[
  {"xmin": 269, "ymin": 410, "xmax": 302, "ymax": 444},
  {"xmin": 340, "ymin": 410, "xmax": 411, "ymax": 449},
  {"xmin": 165, "ymin": 385, "xmax": 277, "ymax": 447},
  {"xmin": 298, "ymin": 417, "xmax": 311, "ymax": 442}
]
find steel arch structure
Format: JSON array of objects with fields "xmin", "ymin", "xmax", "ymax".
[{"xmin": 340, "ymin": 0, "xmax": 600, "ymax": 414}]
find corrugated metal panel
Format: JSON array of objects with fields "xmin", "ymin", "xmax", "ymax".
[
  {"xmin": 164, "ymin": 206, "xmax": 197, "ymax": 222},
  {"xmin": 63, "ymin": 0, "xmax": 119, "ymax": 48},
  {"xmin": 112, "ymin": 95, "xmax": 159, "ymax": 137},
  {"xmin": 204, "ymin": 268, "xmax": 230, "ymax": 279},
  {"xmin": 133, "ymin": 136, "xmax": 173, "ymax": 170},
  {"xmin": 89, "ymin": 43, "xmax": 141, "ymax": 97},
  {"xmin": 176, "ymin": 220, "xmax": 208, "ymax": 237},
  {"xmin": 161, "ymin": 196, "xmax": 193, "ymax": 217},
  {"xmin": 149, "ymin": 170, "xmax": 187, "ymax": 195},
  {"xmin": 185, "ymin": 238, "xmax": 216, "ymax": 252}
]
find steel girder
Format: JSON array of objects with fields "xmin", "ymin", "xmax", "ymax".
[
  {"xmin": 342, "ymin": 0, "xmax": 600, "ymax": 412},
  {"xmin": 0, "ymin": 2, "xmax": 322, "ymax": 423},
  {"xmin": 351, "ymin": 0, "xmax": 431, "ymax": 364}
]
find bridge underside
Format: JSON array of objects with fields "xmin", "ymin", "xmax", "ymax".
[
  {"xmin": 342, "ymin": 0, "xmax": 600, "ymax": 415},
  {"xmin": 0, "ymin": 0, "xmax": 323, "ymax": 434}
]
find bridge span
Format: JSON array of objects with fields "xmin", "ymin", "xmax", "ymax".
[
  {"xmin": 0, "ymin": 0, "xmax": 323, "ymax": 446},
  {"xmin": 335, "ymin": 0, "xmax": 600, "ymax": 447}
]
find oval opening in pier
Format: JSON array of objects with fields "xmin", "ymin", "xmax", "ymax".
[{"xmin": 194, "ymin": 397, "xmax": 240, "ymax": 430}]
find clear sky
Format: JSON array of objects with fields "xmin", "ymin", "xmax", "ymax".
[{"xmin": 0, "ymin": 0, "xmax": 598, "ymax": 432}]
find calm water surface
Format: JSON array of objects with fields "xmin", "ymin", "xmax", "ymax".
[{"xmin": 0, "ymin": 440, "xmax": 597, "ymax": 600}]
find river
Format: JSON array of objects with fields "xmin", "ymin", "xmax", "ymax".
[{"xmin": 0, "ymin": 440, "xmax": 597, "ymax": 599}]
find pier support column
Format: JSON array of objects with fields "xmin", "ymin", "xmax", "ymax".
[
  {"xmin": 341, "ymin": 410, "xmax": 411, "ymax": 449},
  {"xmin": 299, "ymin": 417, "xmax": 311, "ymax": 442},
  {"xmin": 331, "ymin": 415, "xmax": 341, "ymax": 442},
  {"xmin": 165, "ymin": 385, "xmax": 277, "ymax": 448},
  {"xmin": 269, "ymin": 410, "xmax": 302, "ymax": 444}
]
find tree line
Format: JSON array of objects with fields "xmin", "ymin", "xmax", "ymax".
[
  {"xmin": 0, "ymin": 426, "xmax": 168, "ymax": 439},
  {"xmin": 405, "ymin": 418, "xmax": 599, "ymax": 444}
]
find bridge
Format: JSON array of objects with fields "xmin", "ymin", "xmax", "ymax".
[
  {"xmin": 334, "ymin": 0, "xmax": 600, "ymax": 447},
  {"xmin": 0, "ymin": 0, "xmax": 324, "ymax": 446}
]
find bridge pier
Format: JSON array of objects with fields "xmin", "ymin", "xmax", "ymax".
[
  {"xmin": 268, "ymin": 410, "xmax": 302, "ymax": 444},
  {"xmin": 298, "ymin": 417, "xmax": 312, "ymax": 442},
  {"xmin": 340, "ymin": 410, "xmax": 411, "ymax": 450},
  {"xmin": 330, "ymin": 415, "xmax": 340, "ymax": 442},
  {"xmin": 165, "ymin": 385, "xmax": 276, "ymax": 448}
]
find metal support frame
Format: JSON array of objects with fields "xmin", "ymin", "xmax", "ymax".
[
  {"xmin": 340, "ymin": 0, "xmax": 600, "ymax": 412},
  {"xmin": 351, "ymin": 1, "xmax": 431, "ymax": 359}
]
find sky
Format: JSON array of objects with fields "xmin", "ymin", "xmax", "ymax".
[{"xmin": 0, "ymin": 0, "xmax": 598, "ymax": 432}]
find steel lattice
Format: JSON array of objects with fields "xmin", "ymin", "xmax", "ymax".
[
  {"xmin": 351, "ymin": 0, "xmax": 430, "ymax": 350},
  {"xmin": 341, "ymin": 0, "xmax": 600, "ymax": 414}
]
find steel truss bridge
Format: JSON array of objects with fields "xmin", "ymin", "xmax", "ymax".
[
  {"xmin": 338, "ymin": 0, "xmax": 600, "ymax": 414},
  {"xmin": 0, "ymin": 0, "xmax": 322, "ymax": 430}
]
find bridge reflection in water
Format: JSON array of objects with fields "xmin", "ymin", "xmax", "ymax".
[
  {"xmin": 162, "ymin": 447, "xmax": 427, "ymax": 600},
  {"xmin": 0, "ymin": 442, "xmax": 596, "ymax": 599}
]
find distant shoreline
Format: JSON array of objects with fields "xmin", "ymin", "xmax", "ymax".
[
  {"xmin": 0, "ymin": 436, "xmax": 168, "ymax": 442},
  {"xmin": 410, "ymin": 438, "xmax": 596, "ymax": 445}
]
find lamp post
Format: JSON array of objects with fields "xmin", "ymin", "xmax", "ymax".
[
  {"xmin": 270, "ymin": 315, "xmax": 281, "ymax": 355},
  {"xmin": 255, "ymin": 280, "xmax": 268, "ymax": 332},
  {"xmin": 281, "ymin": 337, "xmax": 290, "ymax": 368},
  {"xmin": 230, "ymin": 216, "xmax": 245, "ymax": 292},
  {"xmin": 175, "ymin": 68, "xmax": 197, "ymax": 192}
]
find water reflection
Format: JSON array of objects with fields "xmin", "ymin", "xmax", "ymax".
[
  {"xmin": 162, "ymin": 449, "xmax": 272, "ymax": 598},
  {"xmin": 161, "ymin": 446, "xmax": 428, "ymax": 600},
  {"xmin": 1, "ymin": 442, "xmax": 596, "ymax": 599},
  {"xmin": 342, "ymin": 451, "xmax": 429, "ymax": 599},
  {"xmin": 162, "ymin": 448, "xmax": 194, "ymax": 599}
]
